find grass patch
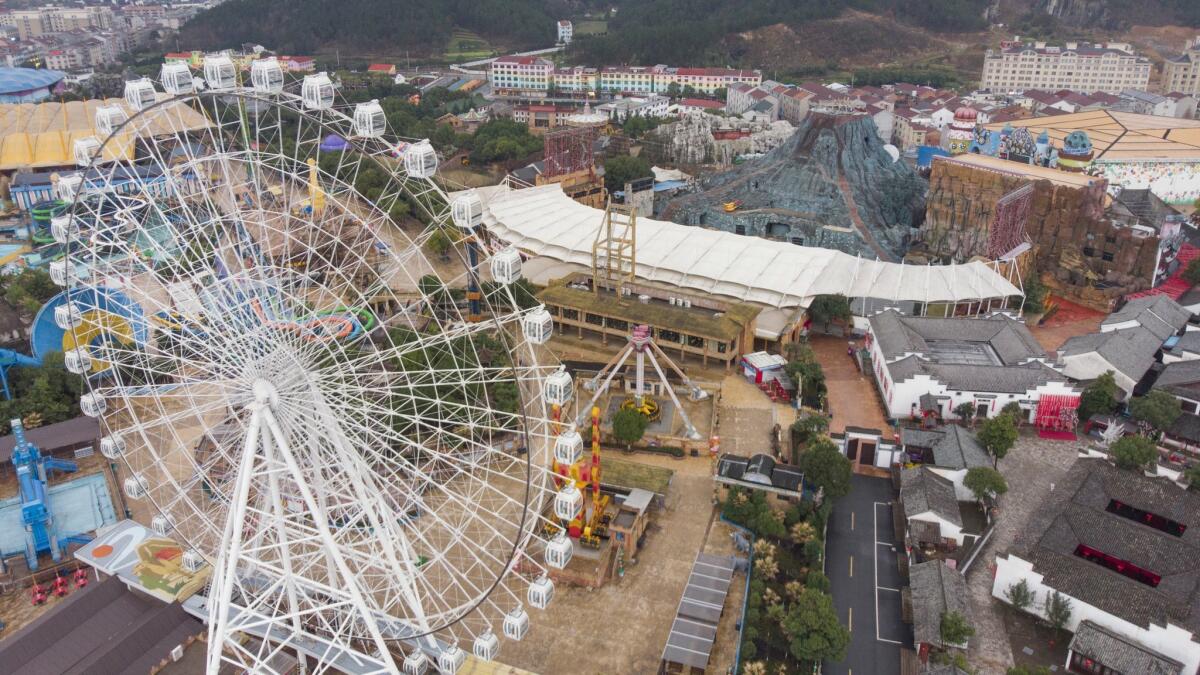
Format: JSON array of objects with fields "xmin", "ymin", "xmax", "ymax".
[
  {"xmin": 602, "ymin": 457, "xmax": 674, "ymax": 495},
  {"xmin": 444, "ymin": 28, "xmax": 495, "ymax": 61},
  {"xmin": 574, "ymin": 19, "xmax": 608, "ymax": 36}
]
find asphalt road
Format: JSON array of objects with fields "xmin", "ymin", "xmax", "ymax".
[{"xmin": 823, "ymin": 474, "xmax": 910, "ymax": 675}]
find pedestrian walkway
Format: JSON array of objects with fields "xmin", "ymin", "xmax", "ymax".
[{"xmin": 809, "ymin": 336, "xmax": 893, "ymax": 436}]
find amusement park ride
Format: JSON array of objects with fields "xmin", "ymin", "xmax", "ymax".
[
  {"xmin": 549, "ymin": 405, "xmax": 610, "ymax": 548},
  {"xmin": 577, "ymin": 324, "xmax": 709, "ymax": 440},
  {"xmin": 10, "ymin": 418, "xmax": 88, "ymax": 571}
]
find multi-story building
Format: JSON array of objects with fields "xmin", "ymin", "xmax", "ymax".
[
  {"xmin": 557, "ymin": 20, "xmax": 572, "ymax": 45},
  {"xmin": 981, "ymin": 40, "xmax": 1151, "ymax": 94},
  {"xmin": 511, "ymin": 104, "xmax": 576, "ymax": 134},
  {"xmin": 489, "ymin": 55, "xmax": 554, "ymax": 96},
  {"xmin": 6, "ymin": 7, "xmax": 113, "ymax": 40},
  {"xmin": 599, "ymin": 66, "xmax": 658, "ymax": 95},
  {"xmin": 551, "ymin": 66, "xmax": 598, "ymax": 94},
  {"xmin": 1164, "ymin": 37, "xmax": 1200, "ymax": 97},
  {"xmin": 488, "ymin": 57, "xmax": 761, "ymax": 98},
  {"xmin": 595, "ymin": 94, "xmax": 669, "ymax": 121}
]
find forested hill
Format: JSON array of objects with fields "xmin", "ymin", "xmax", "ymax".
[
  {"xmin": 178, "ymin": 0, "xmax": 569, "ymax": 54},
  {"xmin": 180, "ymin": 0, "xmax": 1200, "ymax": 63}
]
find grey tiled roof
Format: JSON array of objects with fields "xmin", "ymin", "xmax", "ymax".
[
  {"xmin": 1103, "ymin": 296, "xmax": 1192, "ymax": 341},
  {"xmin": 1154, "ymin": 359, "xmax": 1200, "ymax": 399},
  {"xmin": 1167, "ymin": 332, "xmax": 1200, "ymax": 359},
  {"xmin": 901, "ymin": 425, "xmax": 990, "ymax": 470},
  {"xmin": 1167, "ymin": 413, "xmax": 1200, "ymax": 445},
  {"xmin": 1060, "ymin": 326, "xmax": 1163, "ymax": 381},
  {"xmin": 901, "ymin": 467, "xmax": 961, "ymax": 527},
  {"xmin": 889, "ymin": 358, "xmax": 1066, "ymax": 394},
  {"xmin": 1069, "ymin": 620, "xmax": 1184, "ymax": 675},
  {"xmin": 1007, "ymin": 458, "xmax": 1200, "ymax": 634},
  {"xmin": 870, "ymin": 310, "xmax": 1045, "ymax": 364},
  {"xmin": 909, "ymin": 560, "xmax": 971, "ymax": 648}
]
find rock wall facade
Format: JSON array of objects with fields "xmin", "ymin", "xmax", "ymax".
[{"xmin": 921, "ymin": 160, "xmax": 1161, "ymax": 307}]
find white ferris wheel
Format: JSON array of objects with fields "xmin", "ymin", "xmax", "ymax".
[{"xmin": 49, "ymin": 56, "xmax": 585, "ymax": 674}]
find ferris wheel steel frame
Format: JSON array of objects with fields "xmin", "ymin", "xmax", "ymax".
[{"xmin": 58, "ymin": 76, "xmax": 572, "ymax": 675}]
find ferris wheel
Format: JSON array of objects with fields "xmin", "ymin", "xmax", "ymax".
[{"xmin": 49, "ymin": 56, "xmax": 586, "ymax": 674}]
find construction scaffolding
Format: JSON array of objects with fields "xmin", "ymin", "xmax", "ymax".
[
  {"xmin": 592, "ymin": 202, "xmax": 637, "ymax": 298},
  {"xmin": 543, "ymin": 126, "xmax": 596, "ymax": 178}
]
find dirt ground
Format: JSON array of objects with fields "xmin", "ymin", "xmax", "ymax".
[
  {"xmin": 499, "ymin": 452, "xmax": 724, "ymax": 674},
  {"xmin": 809, "ymin": 336, "xmax": 892, "ymax": 436},
  {"xmin": 1026, "ymin": 297, "xmax": 1106, "ymax": 354},
  {"xmin": 500, "ymin": 346, "xmax": 774, "ymax": 674}
]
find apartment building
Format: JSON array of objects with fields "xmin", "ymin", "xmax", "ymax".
[
  {"xmin": 981, "ymin": 40, "xmax": 1151, "ymax": 94},
  {"xmin": 489, "ymin": 55, "xmax": 554, "ymax": 95},
  {"xmin": 552, "ymin": 66, "xmax": 598, "ymax": 93},
  {"xmin": 5, "ymin": 7, "xmax": 113, "ymax": 40},
  {"xmin": 1164, "ymin": 37, "xmax": 1200, "ymax": 97},
  {"xmin": 557, "ymin": 20, "xmax": 572, "ymax": 45}
]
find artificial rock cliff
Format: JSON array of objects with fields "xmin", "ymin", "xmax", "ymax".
[{"xmin": 660, "ymin": 113, "xmax": 926, "ymax": 260}]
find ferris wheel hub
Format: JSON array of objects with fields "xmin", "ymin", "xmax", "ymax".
[{"xmin": 252, "ymin": 379, "xmax": 279, "ymax": 407}]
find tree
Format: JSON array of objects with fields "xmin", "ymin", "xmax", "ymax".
[
  {"xmin": 939, "ymin": 610, "xmax": 974, "ymax": 647},
  {"xmin": 977, "ymin": 413, "xmax": 1017, "ymax": 467},
  {"xmin": 798, "ymin": 438, "xmax": 852, "ymax": 499},
  {"xmin": 1, "ymin": 268, "xmax": 58, "ymax": 315},
  {"xmin": 806, "ymin": 295, "xmax": 851, "ymax": 332},
  {"xmin": 665, "ymin": 81, "xmax": 681, "ymax": 98},
  {"xmin": 1005, "ymin": 579, "xmax": 1034, "ymax": 614},
  {"xmin": 1022, "ymin": 274, "xmax": 1048, "ymax": 313},
  {"xmin": 780, "ymin": 588, "xmax": 850, "ymax": 663},
  {"xmin": 1001, "ymin": 401, "xmax": 1023, "ymax": 421},
  {"xmin": 1043, "ymin": 590, "xmax": 1073, "ymax": 638},
  {"xmin": 1185, "ymin": 465, "xmax": 1200, "ymax": 491},
  {"xmin": 1077, "ymin": 371, "xmax": 1118, "ymax": 422},
  {"xmin": 425, "ymin": 227, "xmax": 455, "ymax": 260},
  {"xmin": 953, "ymin": 401, "xmax": 975, "ymax": 424},
  {"xmin": 1110, "ymin": 434, "xmax": 1158, "ymax": 471},
  {"xmin": 1184, "ymin": 257, "xmax": 1200, "ymax": 286},
  {"xmin": 789, "ymin": 414, "xmax": 828, "ymax": 462},
  {"xmin": 603, "ymin": 153, "xmax": 652, "ymax": 192},
  {"xmin": 964, "ymin": 466, "xmax": 1008, "ymax": 502},
  {"xmin": 611, "ymin": 408, "xmax": 648, "ymax": 449},
  {"xmin": 1129, "ymin": 390, "xmax": 1182, "ymax": 434}
]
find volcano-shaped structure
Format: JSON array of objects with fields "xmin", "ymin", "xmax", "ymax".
[{"xmin": 662, "ymin": 113, "xmax": 926, "ymax": 260}]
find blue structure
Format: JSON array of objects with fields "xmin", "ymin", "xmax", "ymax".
[
  {"xmin": 10, "ymin": 418, "xmax": 85, "ymax": 570},
  {"xmin": 0, "ymin": 350, "xmax": 41, "ymax": 400},
  {"xmin": 0, "ymin": 68, "xmax": 65, "ymax": 104}
]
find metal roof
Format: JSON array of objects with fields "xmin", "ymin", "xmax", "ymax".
[
  {"xmin": 983, "ymin": 110, "xmax": 1200, "ymax": 163},
  {"xmin": 0, "ymin": 67, "xmax": 65, "ymax": 95},
  {"xmin": 662, "ymin": 553, "xmax": 736, "ymax": 670},
  {"xmin": 0, "ymin": 415, "xmax": 98, "ymax": 461}
]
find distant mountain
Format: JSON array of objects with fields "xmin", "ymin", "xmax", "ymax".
[{"xmin": 178, "ymin": 0, "xmax": 569, "ymax": 55}]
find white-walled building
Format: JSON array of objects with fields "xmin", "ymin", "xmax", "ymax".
[
  {"xmin": 900, "ymin": 467, "xmax": 966, "ymax": 546},
  {"xmin": 866, "ymin": 310, "xmax": 1076, "ymax": 424},
  {"xmin": 991, "ymin": 458, "xmax": 1200, "ymax": 675},
  {"xmin": 899, "ymin": 425, "xmax": 990, "ymax": 501},
  {"xmin": 1058, "ymin": 295, "xmax": 1193, "ymax": 399},
  {"xmin": 595, "ymin": 94, "xmax": 669, "ymax": 122},
  {"xmin": 557, "ymin": 20, "xmax": 572, "ymax": 45},
  {"xmin": 981, "ymin": 40, "xmax": 1152, "ymax": 94}
]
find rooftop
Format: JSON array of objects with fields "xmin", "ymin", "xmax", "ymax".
[
  {"xmin": 0, "ymin": 67, "xmax": 64, "ymax": 95},
  {"xmin": 467, "ymin": 184, "xmax": 1021, "ymax": 312},
  {"xmin": 1153, "ymin": 358, "xmax": 1200, "ymax": 399},
  {"xmin": 899, "ymin": 425, "xmax": 990, "ymax": 470},
  {"xmin": 909, "ymin": 560, "xmax": 971, "ymax": 648},
  {"xmin": 983, "ymin": 110, "xmax": 1200, "ymax": 163},
  {"xmin": 1103, "ymin": 295, "xmax": 1192, "ymax": 340},
  {"xmin": 0, "ymin": 415, "xmax": 97, "ymax": 462},
  {"xmin": 1008, "ymin": 457, "xmax": 1200, "ymax": 634},
  {"xmin": 869, "ymin": 310, "xmax": 1045, "ymax": 364},
  {"xmin": 901, "ymin": 467, "xmax": 961, "ymax": 527},
  {"xmin": 1059, "ymin": 326, "xmax": 1164, "ymax": 381},
  {"xmin": 1069, "ymin": 620, "xmax": 1185, "ymax": 675}
]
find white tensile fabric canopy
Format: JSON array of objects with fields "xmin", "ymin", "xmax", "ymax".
[{"xmin": 471, "ymin": 183, "xmax": 1022, "ymax": 310}]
